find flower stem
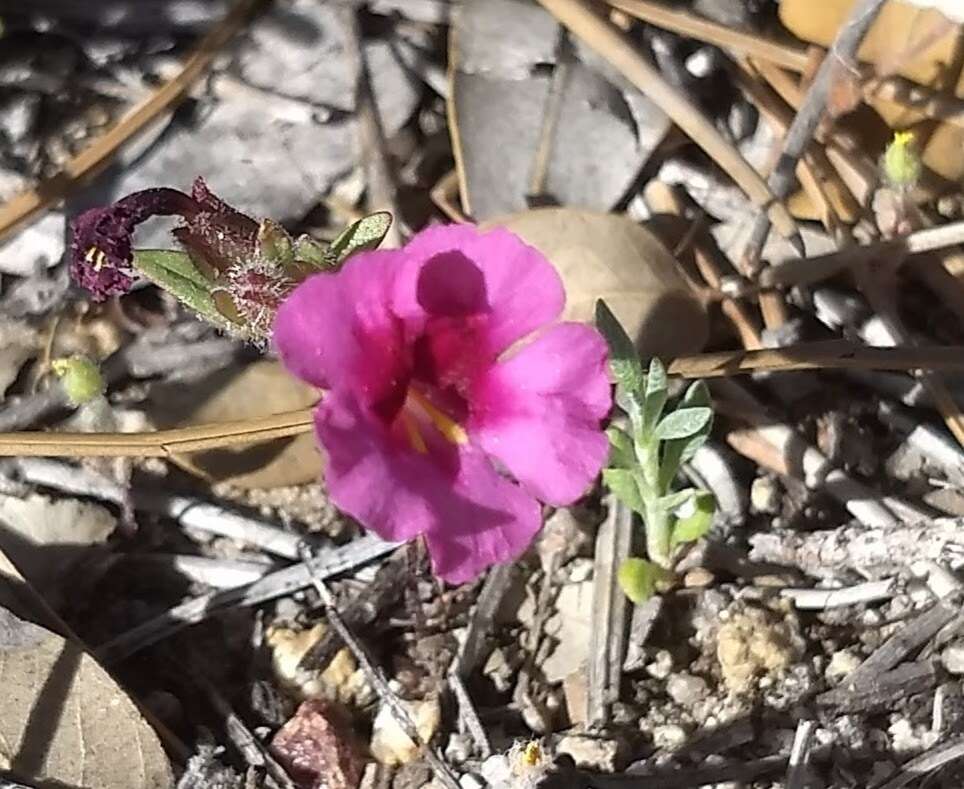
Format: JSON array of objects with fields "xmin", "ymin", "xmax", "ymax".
[{"xmin": 636, "ymin": 437, "xmax": 673, "ymax": 568}]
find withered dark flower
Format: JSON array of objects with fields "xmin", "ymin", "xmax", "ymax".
[
  {"xmin": 69, "ymin": 178, "xmax": 311, "ymax": 343},
  {"xmin": 69, "ymin": 187, "xmax": 199, "ymax": 301}
]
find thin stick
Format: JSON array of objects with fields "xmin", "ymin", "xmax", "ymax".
[
  {"xmin": 0, "ymin": 408, "xmax": 313, "ymax": 457},
  {"xmin": 527, "ymin": 29, "xmax": 574, "ymax": 201},
  {"xmin": 338, "ymin": 2, "xmax": 403, "ymax": 248},
  {"xmin": 608, "ymin": 0, "xmax": 811, "ymax": 72},
  {"xmin": 5, "ymin": 343, "xmax": 964, "ymax": 458},
  {"xmin": 785, "ymin": 720, "xmax": 817, "ymax": 789},
  {"xmin": 759, "ymin": 220, "xmax": 964, "ymax": 290},
  {"xmin": 535, "ymin": 0, "xmax": 802, "ymax": 250},
  {"xmin": 0, "ymin": 0, "xmax": 263, "ymax": 243},
  {"xmin": 298, "ymin": 544, "xmax": 461, "ymax": 789},
  {"xmin": 740, "ymin": 0, "xmax": 886, "ymax": 269}
]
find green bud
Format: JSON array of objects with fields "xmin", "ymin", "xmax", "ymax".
[
  {"xmin": 617, "ymin": 557, "xmax": 673, "ymax": 604},
  {"xmin": 882, "ymin": 131, "xmax": 921, "ymax": 189},
  {"xmin": 51, "ymin": 355, "xmax": 105, "ymax": 406},
  {"xmin": 256, "ymin": 219, "xmax": 294, "ymax": 264}
]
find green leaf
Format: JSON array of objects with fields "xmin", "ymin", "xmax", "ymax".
[
  {"xmin": 132, "ymin": 250, "xmax": 232, "ymax": 329},
  {"xmin": 133, "ymin": 249, "xmax": 211, "ymax": 288},
  {"xmin": 603, "ymin": 468, "xmax": 644, "ymax": 514},
  {"xmin": 617, "ymin": 558, "xmax": 673, "ymax": 604},
  {"xmin": 654, "ymin": 407, "xmax": 712, "ymax": 440},
  {"xmin": 656, "ymin": 487, "xmax": 696, "ymax": 513},
  {"xmin": 595, "ymin": 299, "xmax": 643, "ymax": 397},
  {"xmin": 292, "ymin": 234, "xmax": 330, "ymax": 269},
  {"xmin": 657, "ymin": 381, "xmax": 714, "ymax": 490},
  {"xmin": 641, "ymin": 357, "xmax": 668, "ymax": 432},
  {"xmin": 607, "ymin": 426, "xmax": 636, "ymax": 469},
  {"xmin": 257, "ymin": 219, "xmax": 294, "ymax": 264},
  {"xmin": 327, "ymin": 212, "xmax": 393, "ymax": 265},
  {"xmin": 670, "ymin": 492, "xmax": 716, "ymax": 548},
  {"xmin": 681, "ymin": 380, "xmax": 711, "ymax": 409}
]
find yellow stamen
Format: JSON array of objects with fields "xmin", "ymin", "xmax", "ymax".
[
  {"xmin": 521, "ymin": 742, "xmax": 542, "ymax": 767},
  {"xmin": 409, "ymin": 389, "xmax": 468, "ymax": 445},
  {"xmin": 402, "ymin": 412, "xmax": 427, "ymax": 454},
  {"xmin": 85, "ymin": 246, "xmax": 107, "ymax": 271}
]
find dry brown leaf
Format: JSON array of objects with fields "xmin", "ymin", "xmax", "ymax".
[
  {"xmin": 0, "ymin": 550, "xmax": 173, "ymax": 788},
  {"xmin": 484, "ymin": 208, "xmax": 709, "ymax": 358},
  {"xmin": 147, "ymin": 360, "xmax": 321, "ymax": 488},
  {"xmin": 780, "ymin": 0, "xmax": 964, "ymax": 181}
]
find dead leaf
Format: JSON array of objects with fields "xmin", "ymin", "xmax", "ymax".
[
  {"xmin": 0, "ymin": 550, "xmax": 173, "ymax": 788},
  {"xmin": 780, "ymin": 0, "xmax": 964, "ymax": 182},
  {"xmin": 483, "ymin": 208, "xmax": 709, "ymax": 359},
  {"xmin": 147, "ymin": 360, "xmax": 321, "ymax": 489},
  {"xmin": 0, "ymin": 493, "xmax": 116, "ymax": 606},
  {"xmin": 449, "ymin": 0, "xmax": 670, "ymax": 220}
]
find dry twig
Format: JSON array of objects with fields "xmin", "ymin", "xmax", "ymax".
[
  {"xmin": 298, "ymin": 544, "xmax": 461, "ymax": 789},
  {"xmin": 535, "ymin": 0, "xmax": 802, "ymax": 249},
  {"xmin": 741, "ymin": 0, "xmax": 886, "ymax": 269}
]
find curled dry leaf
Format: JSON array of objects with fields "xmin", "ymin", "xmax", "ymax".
[
  {"xmin": 484, "ymin": 208, "xmax": 709, "ymax": 359},
  {"xmin": 147, "ymin": 360, "xmax": 320, "ymax": 488},
  {"xmin": 0, "ymin": 549, "xmax": 173, "ymax": 788}
]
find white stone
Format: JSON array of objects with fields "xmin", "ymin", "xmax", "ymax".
[
  {"xmin": 666, "ymin": 673, "xmax": 709, "ymax": 707},
  {"xmin": 942, "ymin": 642, "xmax": 964, "ymax": 675}
]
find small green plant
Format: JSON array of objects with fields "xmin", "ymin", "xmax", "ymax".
[{"xmin": 595, "ymin": 299, "xmax": 716, "ymax": 603}]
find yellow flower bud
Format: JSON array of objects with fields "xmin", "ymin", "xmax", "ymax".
[{"xmin": 882, "ymin": 131, "xmax": 921, "ymax": 189}]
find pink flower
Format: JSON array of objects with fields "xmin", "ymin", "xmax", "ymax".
[{"xmin": 273, "ymin": 225, "xmax": 611, "ymax": 583}]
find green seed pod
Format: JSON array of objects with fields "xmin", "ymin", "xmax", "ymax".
[{"xmin": 52, "ymin": 355, "xmax": 105, "ymax": 406}]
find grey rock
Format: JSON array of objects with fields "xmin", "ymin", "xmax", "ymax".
[
  {"xmin": 942, "ymin": 641, "xmax": 964, "ymax": 675},
  {"xmin": 666, "ymin": 672, "xmax": 709, "ymax": 707},
  {"xmin": 0, "ymin": 93, "xmax": 40, "ymax": 145},
  {"xmin": 0, "ymin": 212, "xmax": 65, "ymax": 276},
  {"xmin": 0, "ymin": 0, "xmax": 231, "ymax": 32},
  {"xmin": 234, "ymin": 0, "xmax": 418, "ymax": 134}
]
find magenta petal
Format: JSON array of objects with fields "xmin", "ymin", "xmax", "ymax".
[
  {"xmin": 393, "ymin": 224, "xmax": 565, "ymax": 354},
  {"xmin": 315, "ymin": 391, "xmax": 432, "ymax": 543},
  {"xmin": 423, "ymin": 448, "xmax": 543, "ymax": 584},
  {"xmin": 274, "ymin": 251, "xmax": 410, "ymax": 402},
  {"xmin": 317, "ymin": 391, "xmax": 541, "ymax": 584},
  {"xmin": 470, "ymin": 322, "xmax": 612, "ymax": 506}
]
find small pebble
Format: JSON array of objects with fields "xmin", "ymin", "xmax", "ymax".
[
  {"xmin": 683, "ymin": 568, "xmax": 715, "ymax": 588},
  {"xmin": 556, "ymin": 734, "xmax": 621, "ymax": 772},
  {"xmin": 750, "ymin": 476, "xmax": 780, "ymax": 514},
  {"xmin": 666, "ymin": 673, "xmax": 709, "ymax": 707},
  {"xmin": 826, "ymin": 649, "xmax": 861, "ymax": 682},
  {"xmin": 942, "ymin": 642, "xmax": 964, "ymax": 675},
  {"xmin": 646, "ymin": 650, "xmax": 673, "ymax": 680},
  {"xmin": 652, "ymin": 724, "xmax": 687, "ymax": 751}
]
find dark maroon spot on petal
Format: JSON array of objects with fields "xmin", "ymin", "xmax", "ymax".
[{"xmin": 415, "ymin": 251, "xmax": 489, "ymax": 317}]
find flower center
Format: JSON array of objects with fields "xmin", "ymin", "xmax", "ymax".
[{"xmin": 400, "ymin": 388, "xmax": 468, "ymax": 454}]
